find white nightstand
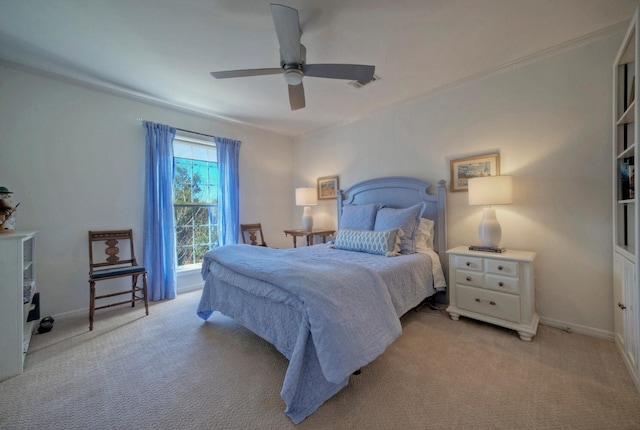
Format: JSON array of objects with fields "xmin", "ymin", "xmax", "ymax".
[{"xmin": 446, "ymin": 246, "xmax": 538, "ymax": 341}]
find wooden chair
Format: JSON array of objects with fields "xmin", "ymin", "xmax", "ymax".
[
  {"xmin": 240, "ymin": 223, "xmax": 267, "ymax": 246},
  {"xmin": 88, "ymin": 229, "xmax": 149, "ymax": 331}
]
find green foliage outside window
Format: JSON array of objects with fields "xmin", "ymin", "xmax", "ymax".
[{"xmin": 173, "ymin": 157, "xmax": 219, "ymax": 267}]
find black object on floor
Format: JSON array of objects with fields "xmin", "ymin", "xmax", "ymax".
[{"xmin": 37, "ymin": 316, "xmax": 54, "ymax": 334}]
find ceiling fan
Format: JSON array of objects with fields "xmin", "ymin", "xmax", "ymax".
[{"xmin": 210, "ymin": 3, "xmax": 375, "ymax": 111}]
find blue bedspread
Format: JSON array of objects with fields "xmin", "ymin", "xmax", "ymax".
[{"xmin": 197, "ymin": 244, "xmax": 403, "ymax": 423}]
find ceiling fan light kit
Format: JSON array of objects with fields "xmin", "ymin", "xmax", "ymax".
[
  {"xmin": 284, "ymin": 68, "xmax": 304, "ymax": 86},
  {"xmin": 210, "ymin": 3, "xmax": 375, "ymax": 110}
]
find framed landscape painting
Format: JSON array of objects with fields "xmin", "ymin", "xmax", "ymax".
[
  {"xmin": 317, "ymin": 176, "xmax": 339, "ymax": 200},
  {"xmin": 450, "ymin": 153, "xmax": 500, "ymax": 192}
]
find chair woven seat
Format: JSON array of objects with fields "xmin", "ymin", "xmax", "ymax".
[{"xmin": 90, "ymin": 265, "xmax": 146, "ymax": 279}]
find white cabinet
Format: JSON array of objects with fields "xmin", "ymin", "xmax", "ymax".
[
  {"xmin": 446, "ymin": 246, "xmax": 538, "ymax": 341},
  {"xmin": 0, "ymin": 231, "xmax": 37, "ymax": 381},
  {"xmin": 613, "ymin": 251, "xmax": 639, "ymax": 388},
  {"xmin": 613, "ymin": 6, "xmax": 640, "ymax": 392}
]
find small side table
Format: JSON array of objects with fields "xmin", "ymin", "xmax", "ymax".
[{"xmin": 284, "ymin": 229, "xmax": 335, "ymax": 248}]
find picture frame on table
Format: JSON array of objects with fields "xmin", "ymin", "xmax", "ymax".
[
  {"xmin": 317, "ymin": 176, "xmax": 339, "ymax": 200},
  {"xmin": 449, "ymin": 153, "xmax": 500, "ymax": 192}
]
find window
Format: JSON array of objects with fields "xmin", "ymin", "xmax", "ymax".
[{"xmin": 173, "ymin": 136, "xmax": 218, "ymax": 269}]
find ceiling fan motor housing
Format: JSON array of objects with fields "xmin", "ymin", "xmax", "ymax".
[
  {"xmin": 280, "ymin": 44, "xmax": 306, "ymax": 69},
  {"xmin": 281, "ymin": 44, "xmax": 306, "ymax": 86}
]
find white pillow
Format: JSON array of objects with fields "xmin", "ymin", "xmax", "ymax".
[{"xmin": 415, "ymin": 218, "xmax": 435, "ymax": 252}]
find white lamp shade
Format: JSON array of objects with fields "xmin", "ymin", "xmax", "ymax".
[
  {"xmin": 468, "ymin": 176, "xmax": 513, "ymax": 206},
  {"xmin": 295, "ymin": 187, "xmax": 317, "ymax": 206}
]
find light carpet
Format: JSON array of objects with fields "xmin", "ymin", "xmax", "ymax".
[{"xmin": 1, "ymin": 290, "xmax": 639, "ymax": 429}]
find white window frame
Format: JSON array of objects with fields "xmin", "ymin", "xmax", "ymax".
[{"xmin": 173, "ymin": 135, "xmax": 218, "ymax": 272}]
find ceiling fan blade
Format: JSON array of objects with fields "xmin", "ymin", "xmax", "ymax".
[
  {"xmin": 210, "ymin": 68, "xmax": 283, "ymax": 79},
  {"xmin": 288, "ymin": 82, "xmax": 305, "ymax": 110},
  {"xmin": 303, "ymin": 64, "xmax": 375, "ymax": 82},
  {"xmin": 270, "ymin": 4, "xmax": 301, "ymax": 65}
]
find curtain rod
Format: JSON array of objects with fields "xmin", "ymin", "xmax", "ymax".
[{"xmin": 137, "ymin": 118, "xmax": 216, "ymax": 139}]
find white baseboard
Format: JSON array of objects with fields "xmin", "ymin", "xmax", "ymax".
[
  {"xmin": 539, "ymin": 316, "xmax": 615, "ymax": 341},
  {"xmin": 177, "ymin": 283, "xmax": 204, "ymax": 294},
  {"xmin": 51, "ymin": 285, "xmax": 204, "ymax": 322}
]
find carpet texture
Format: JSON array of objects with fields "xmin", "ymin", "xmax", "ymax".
[{"xmin": 1, "ymin": 290, "xmax": 639, "ymax": 429}]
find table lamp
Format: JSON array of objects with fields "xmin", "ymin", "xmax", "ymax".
[
  {"xmin": 468, "ymin": 175, "xmax": 513, "ymax": 249},
  {"xmin": 295, "ymin": 187, "xmax": 317, "ymax": 231}
]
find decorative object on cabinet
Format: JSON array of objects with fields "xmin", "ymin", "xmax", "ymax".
[
  {"xmin": 295, "ymin": 187, "xmax": 317, "ymax": 231},
  {"xmin": 0, "ymin": 231, "xmax": 38, "ymax": 381},
  {"xmin": 0, "ymin": 186, "xmax": 17, "ymax": 234},
  {"xmin": 317, "ymin": 175, "xmax": 339, "ymax": 200},
  {"xmin": 449, "ymin": 153, "xmax": 500, "ymax": 192},
  {"xmin": 468, "ymin": 175, "xmax": 513, "ymax": 249},
  {"xmin": 446, "ymin": 246, "xmax": 538, "ymax": 341},
  {"xmin": 88, "ymin": 229, "xmax": 149, "ymax": 331},
  {"xmin": 613, "ymin": 6, "xmax": 640, "ymax": 393}
]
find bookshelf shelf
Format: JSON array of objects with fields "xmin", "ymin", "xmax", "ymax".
[
  {"xmin": 618, "ymin": 101, "xmax": 636, "ymax": 125},
  {"xmin": 618, "ymin": 143, "xmax": 636, "ymax": 160}
]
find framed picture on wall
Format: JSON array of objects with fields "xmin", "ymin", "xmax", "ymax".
[
  {"xmin": 317, "ymin": 176, "xmax": 339, "ymax": 200},
  {"xmin": 449, "ymin": 153, "xmax": 500, "ymax": 192}
]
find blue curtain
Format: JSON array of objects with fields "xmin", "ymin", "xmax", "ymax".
[
  {"xmin": 143, "ymin": 121, "xmax": 177, "ymax": 301},
  {"xmin": 215, "ymin": 137, "xmax": 242, "ymax": 245}
]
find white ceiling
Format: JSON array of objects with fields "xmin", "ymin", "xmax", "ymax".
[{"xmin": 0, "ymin": 0, "xmax": 637, "ymax": 137}]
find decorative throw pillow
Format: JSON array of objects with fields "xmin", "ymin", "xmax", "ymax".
[
  {"xmin": 415, "ymin": 218, "xmax": 435, "ymax": 252},
  {"xmin": 332, "ymin": 228, "xmax": 402, "ymax": 257},
  {"xmin": 373, "ymin": 203, "xmax": 425, "ymax": 254},
  {"xmin": 339, "ymin": 203, "xmax": 384, "ymax": 230}
]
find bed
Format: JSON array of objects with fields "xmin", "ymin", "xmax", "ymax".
[{"xmin": 197, "ymin": 176, "xmax": 447, "ymax": 423}]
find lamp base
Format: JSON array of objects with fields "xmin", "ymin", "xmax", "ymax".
[
  {"xmin": 478, "ymin": 207, "xmax": 502, "ymax": 248},
  {"xmin": 301, "ymin": 206, "xmax": 313, "ymax": 231}
]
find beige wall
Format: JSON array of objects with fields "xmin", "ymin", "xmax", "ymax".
[
  {"xmin": 0, "ymin": 64, "xmax": 295, "ymax": 316},
  {"xmin": 0, "ymin": 28, "xmax": 621, "ymax": 336},
  {"xmin": 293, "ymin": 33, "xmax": 619, "ymax": 337}
]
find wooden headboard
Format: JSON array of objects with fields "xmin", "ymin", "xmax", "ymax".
[{"xmin": 337, "ymin": 176, "xmax": 448, "ymax": 274}]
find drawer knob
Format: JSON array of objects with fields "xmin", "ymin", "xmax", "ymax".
[
  {"xmin": 498, "ymin": 282, "xmax": 504, "ymax": 287},
  {"xmin": 498, "ymin": 265, "xmax": 504, "ymax": 271},
  {"xmin": 466, "ymin": 262, "xmax": 471, "ymax": 266},
  {"xmin": 489, "ymin": 301, "xmax": 496, "ymax": 306},
  {"xmin": 475, "ymin": 298, "xmax": 481, "ymax": 303},
  {"xmin": 466, "ymin": 276, "xmax": 472, "ymax": 282},
  {"xmin": 619, "ymin": 302, "xmax": 627, "ymax": 310}
]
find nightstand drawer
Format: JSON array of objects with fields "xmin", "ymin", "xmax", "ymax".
[
  {"xmin": 456, "ymin": 285, "xmax": 521, "ymax": 323},
  {"xmin": 485, "ymin": 259, "xmax": 518, "ymax": 276},
  {"xmin": 455, "ymin": 269, "xmax": 484, "ymax": 288},
  {"xmin": 452, "ymin": 255, "xmax": 483, "ymax": 272},
  {"xmin": 485, "ymin": 274, "xmax": 519, "ymax": 295}
]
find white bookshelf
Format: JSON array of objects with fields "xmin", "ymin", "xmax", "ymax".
[{"xmin": 0, "ymin": 231, "xmax": 37, "ymax": 381}]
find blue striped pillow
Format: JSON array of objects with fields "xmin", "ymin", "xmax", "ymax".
[{"xmin": 332, "ymin": 228, "xmax": 402, "ymax": 257}]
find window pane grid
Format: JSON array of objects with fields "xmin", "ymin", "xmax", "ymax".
[{"xmin": 173, "ymin": 153, "xmax": 219, "ymax": 268}]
